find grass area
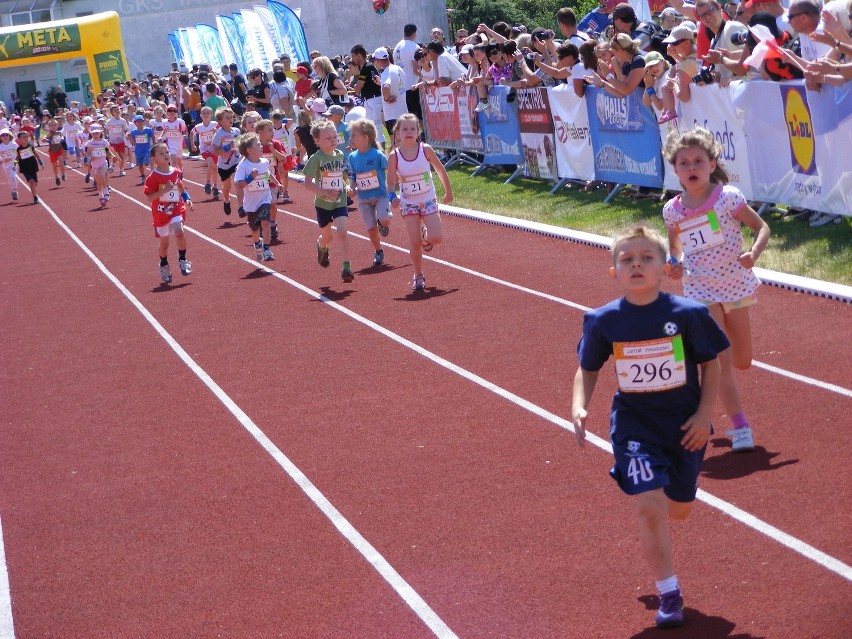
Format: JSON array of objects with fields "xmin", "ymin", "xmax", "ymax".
[{"xmin": 445, "ymin": 165, "xmax": 852, "ymax": 286}]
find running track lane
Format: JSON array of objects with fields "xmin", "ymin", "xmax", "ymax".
[{"xmin": 0, "ymin": 161, "xmax": 850, "ymax": 637}]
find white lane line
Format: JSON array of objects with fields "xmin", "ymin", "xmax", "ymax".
[
  {"xmin": 0, "ymin": 515, "xmax": 14, "ymax": 639},
  {"xmin": 37, "ymin": 195, "xmax": 459, "ymax": 639},
  {"xmin": 108, "ymin": 185, "xmax": 852, "ymax": 584}
]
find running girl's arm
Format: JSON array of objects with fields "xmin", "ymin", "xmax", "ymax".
[
  {"xmin": 423, "ymin": 145, "xmax": 453, "ymax": 204},
  {"xmin": 386, "ymin": 151, "xmax": 401, "ymax": 212},
  {"xmin": 666, "ymin": 226, "xmax": 684, "ymax": 280},
  {"xmin": 571, "ymin": 366, "xmax": 599, "ymax": 449},
  {"xmin": 736, "ymin": 204, "xmax": 770, "ymax": 269},
  {"xmin": 680, "ymin": 357, "xmax": 720, "ymax": 452}
]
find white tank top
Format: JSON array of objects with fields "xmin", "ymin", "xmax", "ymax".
[{"xmin": 394, "ymin": 143, "xmax": 436, "ymax": 205}]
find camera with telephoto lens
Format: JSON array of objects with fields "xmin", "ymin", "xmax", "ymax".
[
  {"xmin": 691, "ymin": 66, "xmax": 715, "ymax": 85},
  {"xmin": 730, "ymin": 31, "xmax": 749, "ymax": 46}
]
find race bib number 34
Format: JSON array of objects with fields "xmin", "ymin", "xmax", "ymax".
[
  {"xmin": 613, "ymin": 336, "xmax": 686, "ymax": 393},
  {"xmin": 675, "ymin": 210, "xmax": 725, "ymax": 256}
]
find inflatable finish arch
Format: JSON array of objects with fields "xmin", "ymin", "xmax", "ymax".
[{"xmin": 0, "ymin": 11, "xmax": 129, "ymax": 91}]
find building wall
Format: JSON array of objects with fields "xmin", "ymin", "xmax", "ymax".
[{"xmin": 1, "ymin": 0, "xmax": 447, "ymax": 110}]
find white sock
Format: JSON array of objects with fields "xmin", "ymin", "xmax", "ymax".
[{"xmin": 656, "ymin": 575, "xmax": 679, "ymax": 596}]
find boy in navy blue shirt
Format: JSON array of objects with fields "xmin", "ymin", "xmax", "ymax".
[{"xmin": 571, "ymin": 223, "xmax": 728, "ymax": 629}]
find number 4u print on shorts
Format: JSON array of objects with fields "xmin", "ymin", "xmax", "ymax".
[{"xmin": 613, "ymin": 336, "xmax": 686, "ymax": 393}]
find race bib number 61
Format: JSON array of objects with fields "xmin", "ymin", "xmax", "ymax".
[{"xmin": 613, "ymin": 336, "xmax": 686, "ymax": 393}]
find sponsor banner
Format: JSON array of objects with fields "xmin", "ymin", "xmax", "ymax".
[
  {"xmin": 217, "ymin": 16, "xmax": 245, "ymax": 74},
  {"xmin": 268, "ymin": 0, "xmax": 311, "ymax": 64},
  {"xmin": 586, "ymin": 87, "xmax": 663, "ymax": 188},
  {"xmin": 183, "ymin": 27, "xmax": 206, "ymax": 68},
  {"xmin": 195, "ymin": 24, "xmax": 224, "ymax": 71},
  {"xmin": 736, "ymin": 81, "xmax": 851, "ymax": 216},
  {"xmin": 0, "ymin": 24, "xmax": 81, "ymax": 61},
  {"xmin": 517, "ymin": 87, "xmax": 558, "ymax": 180},
  {"xmin": 479, "ymin": 86, "xmax": 523, "ymax": 165},
  {"xmin": 167, "ymin": 33, "xmax": 183, "ymax": 65},
  {"xmin": 421, "ymin": 86, "xmax": 482, "ymax": 152},
  {"xmin": 241, "ymin": 9, "xmax": 277, "ymax": 73},
  {"xmin": 93, "ymin": 49, "xmax": 127, "ymax": 90},
  {"xmin": 662, "ymin": 83, "xmax": 753, "ymax": 199},
  {"xmin": 548, "ymin": 84, "xmax": 594, "ymax": 182}
]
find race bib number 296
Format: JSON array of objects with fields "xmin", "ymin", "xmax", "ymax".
[{"xmin": 613, "ymin": 336, "xmax": 686, "ymax": 393}]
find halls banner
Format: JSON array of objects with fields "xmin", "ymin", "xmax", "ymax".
[
  {"xmin": 736, "ymin": 81, "xmax": 851, "ymax": 216},
  {"xmin": 661, "ymin": 83, "xmax": 753, "ymax": 199},
  {"xmin": 478, "ymin": 86, "xmax": 523, "ymax": 165},
  {"xmin": 548, "ymin": 85, "xmax": 594, "ymax": 182},
  {"xmin": 586, "ymin": 87, "xmax": 663, "ymax": 188},
  {"xmin": 421, "ymin": 86, "xmax": 483, "ymax": 153},
  {"xmin": 517, "ymin": 87, "xmax": 558, "ymax": 180}
]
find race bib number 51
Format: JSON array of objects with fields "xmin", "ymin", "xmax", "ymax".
[
  {"xmin": 613, "ymin": 336, "xmax": 686, "ymax": 393},
  {"xmin": 675, "ymin": 210, "xmax": 725, "ymax": 256}
]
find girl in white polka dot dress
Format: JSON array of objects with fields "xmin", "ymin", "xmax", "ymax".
[{"xmin": 662, "ymin": 127, "xmax": 770, "ymax": 453}]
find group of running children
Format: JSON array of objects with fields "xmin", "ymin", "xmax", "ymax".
[{"xmin": 3, "ymin": 100, "xmax": 771, "ymax": 629}]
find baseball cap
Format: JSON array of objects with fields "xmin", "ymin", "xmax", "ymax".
[
  {"xmin": 308, "ymin": 99, "xmax": 327, "ymax": 114},
  {"xmin": 82, "ymin": 116, "xmax": 93, "ymax": 124},
  {"xmin": 296, "ymin": 65, "xmax": 311, "ymax": 76},
  {"xmin": 323, "ymin": 105, "xmax": 346, "ymax": 117},
  {"xmin": 460, "ymin": 44, "xmax": 474, "ymax": 55},
  {"xmin": 133, "ymin": 114, "xmax": 145, "ymax": 121},
  {"xmin": 660, "ymin": 7, "xmax": 681, "ymax": 17},
  {"xmin": 0, "ymin": 129, "xmax": 11, "ymax": 137},
  {"xmin": 643, "ymin": 51, "xmax": 667, "ymax": 66},
  {"xmin": 373, "ymin": 47, "xmax": 389, "ymax": 60},
  {"xmin": 89, "ymin": 125, "xmax": 103, "ymax": 133},
  {"xmin": 745, "ymin": 0, "xmax": 777, "ymax": 8},
  {"xmin": 663, "ymin": 23, "xmax": 696, "ymax": 43}
]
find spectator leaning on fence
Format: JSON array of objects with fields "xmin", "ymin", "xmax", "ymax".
[
  {"xmin": 423, "ymin": 41, "xmax": 467, "ymax": 86},
  {"xmin": 693, "ymin": 0, "xmax": 748, "ymax": 85},
  {"xmin": 587, "ymin": 33, "xmax": 647, "ymax": 97},
  {"xmin": 804, "ymin": 1, "xmax": 852, "ymax": 85}
]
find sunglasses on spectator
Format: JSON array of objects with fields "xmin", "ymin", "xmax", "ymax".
[
  {"xmin": 696, "ymin": 8, "xmax": 718, "ymax": 19},
  {"xmin": 787, "ymin": 10, "xmax": 815, "ymax": 19}
]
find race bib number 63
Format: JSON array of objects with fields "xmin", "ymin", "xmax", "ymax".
[{"xmin": 613, "ymin": 336, "xmax": 686, "ymax": 393}]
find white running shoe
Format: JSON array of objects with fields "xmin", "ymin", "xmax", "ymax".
[
  {"xmin": 179, "ymin": 259, "xmax": 192, "ymax": 276},
  {"xmin": 727, "ymin": 427, "xmax": 755, "ymax": 452},
  {"xmin": 160, "ymin": 264, "xmax": 173, "ymax": 284}
]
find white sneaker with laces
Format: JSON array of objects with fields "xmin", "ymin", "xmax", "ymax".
[
  {"xmin": 727, "ymin": 427, "xmax": 755, "ymax": 452},
  {"xmin": 160, "ymin": 264, "xmax": 173, "ymax": 284},
  {"xmin": 179, "ymin": 259, "xmax": 192, "ymax": 276}
]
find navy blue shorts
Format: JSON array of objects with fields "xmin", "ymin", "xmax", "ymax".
[
  {"xmin": 609, "ymin": 410, "xmax": 707, "ymax": 503},
  {"xmin": 316, "ymin": 205, "xmax": 348, "ymax": 229},
  {"xmin": 247, "ymin": 203, "xmax": 272, "ymax": 232},
  {"xmin": 135, "ymin": 148, "xmax": 151, "ymax": 166}
]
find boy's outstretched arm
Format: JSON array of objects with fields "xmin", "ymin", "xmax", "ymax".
[
  {"xmin": 571, "ymin": 366, "xmax": 599, "ymax": 449},
  {"xmin": 680, "ymin": 356, "xmax": 721, "ymax": 451}
]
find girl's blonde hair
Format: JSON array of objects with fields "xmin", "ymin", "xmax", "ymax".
[
  {"xmin": 255, "ymin": 119, "xmax": 273, "ymax": 133},
  {"xmin": 349, "ymin": 118, "xmax": 379, "ymax": 150},
  {"xmin": 297, "ymin": 109, "xmax": 312, "ymax": 127},
  {"xmin": 664, "ymin": 126, "xmax": 729, "ymax": 185},
  {"xmin": 237, "ymin": 131, "xmax": 260, "ymax": 156}
]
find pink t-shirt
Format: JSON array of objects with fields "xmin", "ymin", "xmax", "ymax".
[
  {"xmin": 663, "ymin": 184, "xmax": 760, "ymax": 303},
  {"xmin": 487, "ymin": 62, "xmax": 513, "ymax": 86}
]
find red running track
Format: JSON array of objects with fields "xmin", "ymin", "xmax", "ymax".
[{"xmin": 0, "ymin": 155, "xmax": 850, "ymax": 638}]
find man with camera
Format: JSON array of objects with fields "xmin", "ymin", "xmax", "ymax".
[{"xmin": 691, "ymin": 0, "xmax": 748, "ymax": 85}]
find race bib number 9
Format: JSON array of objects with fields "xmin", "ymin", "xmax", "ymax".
[
  {"xmin": 320, "ymin": 170, "xmax": 343, "ymax": 190},
  {"xmin": 356, "ymin": 170, "xmax": 380, "ymax": 191},
  {"xmin": 161, "ymin": 187, "xmax": 180, "ymax": 202},
  {"xmin": 400, "ymin": 172, "xmax": 431, "ymax": 196},
  {"xmin": 613, "ymin": 336, "xmax": 686, "ymax": 393},
  {"xmin": 675, "ymin": 210, "xmax": 725, "ymax": 256}
]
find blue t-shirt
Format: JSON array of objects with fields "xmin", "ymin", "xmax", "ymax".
[
  {"xmin": 347, "ymin": 147, "xmax": 388, "ymax": 199},
  {"xmin": 577, "ymin": 292, "xmax": 729, "ymax": 440},
  {"xmin": 577, "ymin": 10, "xmax": 612, "ymax": 37},
  {"xmin": 335, "ymin": 121, "xmax": 350, "ymax": 156},
  {"xmin": 131, "ymin": 127, "xmax": 154, "ymax": 152}
]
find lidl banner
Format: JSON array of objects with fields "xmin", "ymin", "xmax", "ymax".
[
  {"xmin": 422, "ymin": 86, "xmax": 483, "ymax": 153},
  {"xmin": 517, "ymin": 88, "xmax": 558, "ymax": 180},
  {"xmin": 586, "ymin": 87, "xmax": 663, "ymax": 188},
  {"xmin": 736, "ymin": 81, "xmax": 851, "ymax": 216},
  {"xmin": 478, "ymin": 86, "xmax": 523, "ymax": 166},
  {"xmin": 548, "ymin": 85, "xmax": 594, "ymax": 182},
  {"xmin": 0, "ymin": 12, "xmax": 129, "ymax": 91},
  {"xmin": 662, "ymin": 84, "xmax": 752, "ymax": 199}
]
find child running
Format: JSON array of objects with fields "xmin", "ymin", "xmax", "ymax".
[
  {"xmin": 45, "ymin": 120, "xmax": 66, "ymax": 186},
  {"xmin": 571, "ymin": 223, "xmax": 729, "ymax": 629},
  {"xmin": 255, "ymin": 119, "xmax": 288, "ymax": 241},
  {"xmin": 84, "ymin": 125, "xmax": 119, "ymax": 207},
  {"xmin": 78, "ymin": 117, "xmax": 92, "ymax": 183},
  {"xmin": 303, "ymin": 118, "xmax": 354, "ymax": 282},
  {"xmin": 61, "ymin": 112, "xmax": 83, "ymax": 169},
  {"xmin": 15, "ymin": 130, "xmax": 43, "ymax": 204},
  {"xmin": 129, "ymin": 115, "xmax": 155, "ymax": 184},
  {"xmin": 191, "ymin": 106, "xmax": 220, "ymax": 198},
  {"xmin": 386, "ymin": 114, "xmax": 453, "ymax": 291},
  {"xmin": 143, "ymin": 143, "xmax": 194, "ymax": 284},
  {"xmin": 347, "ymin": 118, "xmax": 392, "ymax": 267},
  {"xmin": 662, "ymin": 127, "xmax": 770, "ymax": 452},
  {"xmin": 211, "ymin": 107, "xmax": 242, "ymax": 216},
  {"xmin": 271, "ymin": 111, "xmax": 295, "ymax": 203},
  {"xmin": 234, "ymin": 132, "xmax": 277, "ymax": 262},
  {"xmin": 105, "ymin": 105, "xmax": 131, "ymax": 176},
  {"xmin": 0, "ymin": 129, "xmax": 19, "ymax": 201},
  {"xmin": 161, "ymin": 105, "xmax": 187, "ymax": 171}
]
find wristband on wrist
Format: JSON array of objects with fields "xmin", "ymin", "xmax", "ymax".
[
  {"xmin": 388, "ymin": 192, "xmax": 398, "ymax": 202},
  {"xmin": 646, "ymin": 87, "xmax": 656, "ymax": 96},
  {"xmin": 244, "ymin": 175, "xmax": 254, "ymax": 184},
  {"xmin": 181, "ymin": 191, "xmax": 190, "ymax": 201}
]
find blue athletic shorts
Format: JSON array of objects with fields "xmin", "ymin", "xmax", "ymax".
[
  {"xmin": 609, "ymin": 411, "xmax": 707, "ymax": 503},
  {"xmin": 316, "ymin": 205, "xmax": 348, "ymax": 229},
  {"xmin": 135, "ymin": 148, "xmax": 151, "ymax": 166}
]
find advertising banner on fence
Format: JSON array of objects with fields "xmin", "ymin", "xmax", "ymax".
[
  {"xmin": 479, "ymin": 86, "xmax": 523, "ymax": 166},
  {"xmin": 586, "ymin": 87, "xmax": 663, "ymax": 188},
  {"xmin": 736, "ymin": 81, "xmax": 851, "ymax": 216},
  {"xmin": 517, "ymin": 87, "xmax": 558, "ymax": 180},
  {"xmin": 422, "ymin": 86, "xmax": 483, "ymax": 153},
  {"xmin": 548, "ymin": 85, "xmax": 594, "ymax": 182},
  {"xmin": 662, "ymin": 83, "xmax": 753, "ymax": 199}
]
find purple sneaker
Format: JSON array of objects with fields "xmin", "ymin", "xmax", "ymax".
[{"xmin": 655, "ymin": 590, "xmax": 684, "ymax": 628}]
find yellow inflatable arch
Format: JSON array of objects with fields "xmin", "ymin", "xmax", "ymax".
[{"xmin": 0, "ymin": 11, "xmax": 129, "ymax": 92}]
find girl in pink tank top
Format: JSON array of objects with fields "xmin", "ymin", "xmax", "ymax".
[{"xmin": 387, "ymin": 114, "xmax": 453, "ymax": 292}]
